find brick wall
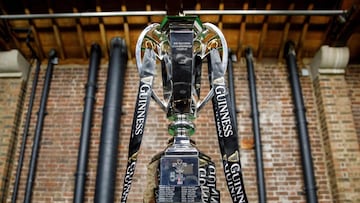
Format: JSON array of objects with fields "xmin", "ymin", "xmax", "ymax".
[
  {"xmin": 0, "ymin": 78, "xmax": 26, "ymax": 202},
  {"xmin": 313, "ymin": 69, "xmax": 360, "ymax": 202},
  {"xmin": 235, "ymin": 62, "xmax": 332, "ymax": 202},
  {"xmin": 3, "ymin": 60, "xmax": 359, "ymax": 202},
  {"xmin": 346, "ymin": 65, "xmax": 360, "ymax": 146}
]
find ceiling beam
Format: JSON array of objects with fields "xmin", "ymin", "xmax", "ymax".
[
  {"xmin": 73, "ymin": 8, "xmax": 88, "ymax": 59},
  {"xmin": 49, "ymin": 8, "xmax": 65, "ymax": 59},
  {"xmin": 146, "ymin": 3, "xmax": 152, "ymax": 24},
  {"xmin": 0, "ymin": 21, "xmax": 11, "ymax": 50},
  {"xmin": 218, "ymin": 2, "xmax": 224, "ymax": 30},
  {"xmin": 121, "ymin": 4, "xmax": 132, "ymax": 61},
  {"xmin": 24, "ymin": 8, "xmax": 45, "ymax": 59},
  {"xmin": 237, "ymin": 3, "xmax": 248, "ymax": 58},
  {"xmin": 324, "ymin": 5, "xmax": 360, "ymax": 46},
  {"xmin": 0, "ymin": 9, "xmax": 20, "ymax": 51},
  {"xmin": 96, "ymin": 5, "xmax": 109, "ymax": 59},
  {"xmin": 166, "ymin": 0, "xmax": 182, "ymax": 15},
  {"xmin": 296, "ymin": 3, "xmax": 314, "ymax": 60},
  {"xmin": 278, "ymin": 3, "xmax": 295, "ymax": 61},
  {"xmin": 257, "ymin": 3, "xmax": 271, "ymax": 60}
]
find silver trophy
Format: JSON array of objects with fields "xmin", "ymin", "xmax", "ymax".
[{"xmin": 121, "ymin": 15, "xmax": 247, "ymax": 203}]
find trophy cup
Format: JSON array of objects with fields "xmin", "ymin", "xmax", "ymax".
[{"xmin": 121, "ymin": 15, "xmax": 248, "ymax": 203}]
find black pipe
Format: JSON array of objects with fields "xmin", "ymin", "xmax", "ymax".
[
  {"xmin": 73, "ymin": 43, "xmax": 101, "ymax": 203},
  {"xmin": 94, "ymin": 37, "xmax": 127, "ymax": 203},
  {"xmin": 227, "ymin": 50, "xmax": 238, "ymax": 127},
  {"xmin": 11, "ymin": 32, "xmax": 41, "ymax": 203},
  {"xmin": 24, "ymin": 49, "xmax": 58, "ymax": 203},
  {"xmin": 284, "ymin": 41, "xmax": 318, "ymax": 203},
  {"xmin": 245, "ymin": 47, "xmax": 267, "ymax": 203}
]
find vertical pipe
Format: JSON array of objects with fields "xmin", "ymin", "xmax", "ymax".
[
  {"xmin": 73, "ymin": 43, "xmax": 101, "ymax": 203},
  {"xmin": 11, "ymin": 58, "xmax": 41, "ymax": 203},
  {"xmin": 24, "ymin": 49, "xmax": 58, "ymax": 203},
  {"xmin": 284, "ymin": 41, "xmax": 318, "ymax": 203},
  {"xmin": 94, "ymin": 37, "xmax": 127, "ymax": 203},
  {"xmin": 227, "ymin": 50, "xmax": 238, "ymax": 127},
  {"xmin": 12, "ymin": 31, "xmax": 41, "ymax": 202},
  {"xmin": 245, "ymin": 47, "xmax": 267, "ymax": 203}
]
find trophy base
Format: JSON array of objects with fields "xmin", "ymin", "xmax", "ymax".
[
  {"xmin": 158, "ymin": 154, "xmax": 201, "ymax": 203},
  {"xmin": 143, "ymin": 140, "xmax": 220, "ymax": 203}
]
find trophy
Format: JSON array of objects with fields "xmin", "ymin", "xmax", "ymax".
[{"xmin": 121, "ymin": 15, "xmax": 248, "ymax": 203}]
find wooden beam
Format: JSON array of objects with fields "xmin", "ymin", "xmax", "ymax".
[
  {"xmin": 257, "ymin": 3, "xmax": 271, "ymax": 60},
  {"xmin": 218, "ymin": 2, "xmax": 224, "ymax": 30},
  {"xmin": 319, "ymin": 0, "xmax": 359, "ymax": 47},
  {"xmin": 0, "ymin": 9, "xmax": 21, "ymax": 51},
  {"xmin": 0, "ymin": 18, "xmax": 11, "ymax": 50},
  {"xmin": 0, "ymin": 37, "xmax": 10, "ymax": 50},
  {"xmin": 146, "ymin": 3, "xmax": 152, "ymax": 25},
  {"xmin": 195, "ymin": 2, "xmax": 201, "ymax": 10},
  {"xmin": 121, "ymin": 4, "xmax": 132, "ymax": 61},
  {"xmin": 73, "ymin": 8, "xmax": 88, "ymax": 59},
  {"xmin": 96, "ymin": 6, "xmax": 109, "ymax": 59},
  {"xmin": 24, "ymin": 8, "xmax": 45, "ymax": 59},
  {"xmin": 49, "ymin": 8, "xmax": 65, "ymax": 59},
  {"xmin": 278, "ymin": 3, "xmax": 295, "ymax": 61},
  {"xmin": 325, "ymin": 6, "xmax": 360, "ymax": 46},
  {"xmin": 165, "ymin": 0, "xmax": 182, "ymax": 15},
  {"xmin": 296, "ymin": 3, "xmax": 314, "ymax": 60},
  {"xmin": 237, "ymin": 3, "xmax": 248, "ymax": 58}
]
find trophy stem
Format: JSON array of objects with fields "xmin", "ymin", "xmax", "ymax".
[{"xmin": 167, "ymin": 114, "xmax": 197, "ymax": 154}]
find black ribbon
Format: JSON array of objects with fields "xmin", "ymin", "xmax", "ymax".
[
  {"xmin": 208, "ymin": 49, "xmax": 248, "ymax": 203},
  {"xmin": 121, "ymin": 49, "xmax": 155, "ymax": 203},
  {"xmin": 199, "ymin": 152, "xmax": 220, "ymax": 203}
]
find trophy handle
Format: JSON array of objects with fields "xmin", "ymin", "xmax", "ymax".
[
  {"xmin": 135, "ymin": 23, "xmax": 169, "ymax": 111},
  {"xmin": 135, "ymin": 23, "xmax": 161, "ymax": 73},
  {"xmin": 196, "ymin": 23, "xmax": 228, "ymax": 112},
  {"xmin": 202, "ymin": 23, "xmax": 228, "ymax": 72}
]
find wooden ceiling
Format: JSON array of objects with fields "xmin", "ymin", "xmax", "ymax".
[{"xmin": 0, "ymin": 0, "xmax": 359, "ymax": 64}]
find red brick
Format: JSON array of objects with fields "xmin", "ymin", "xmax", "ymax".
[{"xmin": 2, "ymin": 62, "xmax": 359, "ymax": 203}]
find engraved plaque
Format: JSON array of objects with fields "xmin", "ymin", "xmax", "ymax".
[
  {"xmin": 158, "ymin": 156, "xmax": 202, "ymax": 203},
  {"xmin": 158, "ymin": 185, "xmax": 202, "ymax": 203},
  {"xmin": 160, "ymin": 156, "xmax": 199, "ymax": 186}
]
